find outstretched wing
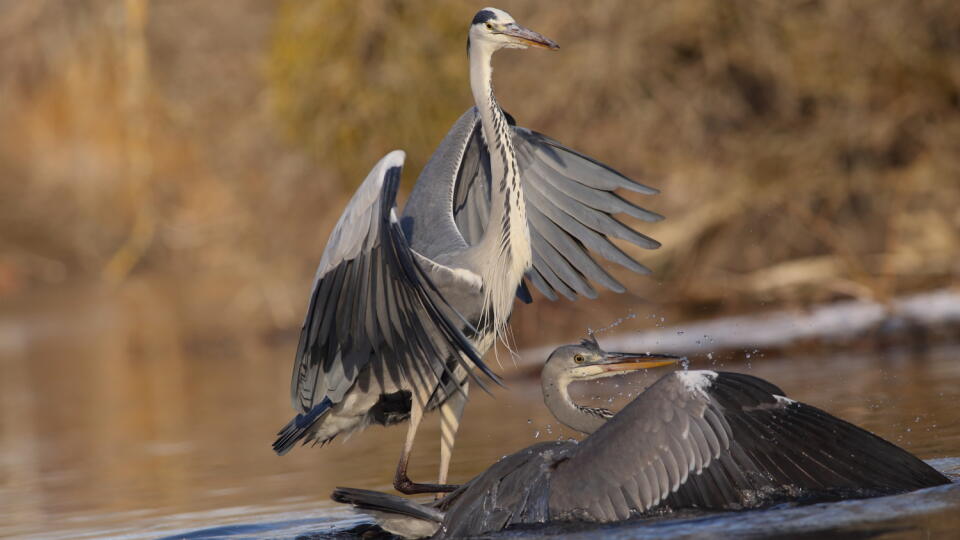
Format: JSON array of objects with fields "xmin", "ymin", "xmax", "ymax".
[
  {"xmin": 290, "ymin": 151, "xmax": 499, "ymax": 415},
  {"xmin": 548, "ymin": 371, "xmax": 949, "ymax": 522},
  {"xmin": 451, "ymin": 109, "xmax": 662, "ymax": 301}
]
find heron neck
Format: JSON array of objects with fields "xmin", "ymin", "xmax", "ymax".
[
  {"xmin": 541, "ymin": 371, "xmax": 609, "ymax": 435},
  {"xmin": 469, "ymin": 46, "xmax": 510, "ymax": 178},
  {"xmin": 466, "ymin": 43, "xmax": 532, "ymax": 340}
]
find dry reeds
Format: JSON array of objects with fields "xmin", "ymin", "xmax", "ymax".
[{"xmin": 1, "ymin": 0, "xmax": 958, "ymax": 346}]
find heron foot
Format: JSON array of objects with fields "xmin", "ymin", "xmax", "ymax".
[{"xmin": 393, "ymin": 474, "xmax": 459, "ymax": 494}]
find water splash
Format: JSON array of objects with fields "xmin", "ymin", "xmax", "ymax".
[{"xmin": 589, "ymin": 312, "xmax": 638, "ymax": 336}]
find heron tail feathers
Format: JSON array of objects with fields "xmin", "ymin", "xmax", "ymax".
[{"xmin": 272, "ymin": 397, "xmax": 333, "ymax": 455}]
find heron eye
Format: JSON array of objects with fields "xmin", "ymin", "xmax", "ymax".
[
  {"xmin": 574, "ymin": 354, "xmax": 585, "ymax": 363},
  {"xmin": 485, "ymin": 22, "xmax": 493, "ymax": 30}
]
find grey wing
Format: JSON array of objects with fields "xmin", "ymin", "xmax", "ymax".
[
  {"xmin": 548, "ymin": 371, "xmax": 950, "ymax": 522},
  {"xmin": 436, "ymin": 441, "xmax": 577, "ymax": 538},
  {"xmin": 451, "ymin": 110, "xmax": 662, "ymax": 301},
  {"xmin": 290, "ymin": 150, "xmax": 499, "ymax": 414}
]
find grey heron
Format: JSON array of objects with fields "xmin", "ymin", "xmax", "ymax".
[
  {"xmin": 333, "ymin": 338, "xmax": 951, "ymax": 538},
  {"xmin": 273, "ymin": 7, "xmax": 664, "ymax": 494}
]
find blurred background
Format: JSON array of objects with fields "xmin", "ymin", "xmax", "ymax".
[{"xmin": 1, "ymin": 0, "xmax": 959, "ymax": 537}]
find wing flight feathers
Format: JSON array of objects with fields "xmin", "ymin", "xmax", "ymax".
[
  {"xmin": 450, "ymin": 109, "xmax": 662, "ymax": 302},
  {"xmin": 290, "ymin": 151, "xmax": 500, "ymax": 415}
]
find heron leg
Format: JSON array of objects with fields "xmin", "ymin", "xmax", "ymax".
[
  {"xmin": 438, "ymin": 381, "xmax": 468, "ymax": 486},
  {"xmin": 394, "ymin": 393, "xmax": 459, "ymax": 494}
]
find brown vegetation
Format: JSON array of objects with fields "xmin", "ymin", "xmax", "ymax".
[{"xmin": 1, "ymin": 0, "xmax": 958, "ymax": 348}]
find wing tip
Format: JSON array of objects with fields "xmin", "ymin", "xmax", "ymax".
[
  {"xmin": 641, "ymin": 210, "xmax": 666, "ymax": 223},
  {"xmin": 331, "ymin": 486, "xmax": 445, "ymax": 524},
  {"xmin": 607, "ymin": 281, "xmax": 627, "ymax": 294},
  {"xmin": 383, "ymin": 149, "xmax": 407, "ymax": 168},
  {"xmin": 634, "ymin": 263, "xmax": 654, "ymax": 275}
]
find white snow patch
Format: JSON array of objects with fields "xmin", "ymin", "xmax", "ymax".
[{"xmin": 567, "ymin": 289, "xmax": 960, "ymax": 356}]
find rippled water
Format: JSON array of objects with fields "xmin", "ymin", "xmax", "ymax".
[{"xmin": 1, "ymin": 289, "xmax": 959, "ymax": 539}]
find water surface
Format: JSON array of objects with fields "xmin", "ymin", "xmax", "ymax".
[{"xmin": 1, "ymin": 289, "xmax": 958, "ymax": 538}]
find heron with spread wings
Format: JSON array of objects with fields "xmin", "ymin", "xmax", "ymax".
[
  {"xmin": 333, "ymin": 338, "xmax": 950, "ymax": 538},
  {"xmin": 272, "ymin": 7, "xmax": 663, "ymax": 494}
]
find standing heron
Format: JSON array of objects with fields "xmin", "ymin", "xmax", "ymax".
[
  {"xmin": 333, "ymin": 338, "xmax": 951, "ymax": 538},
  {"xmin": 273, "ymin": 7, "xmax": 664, "ymax": 494}
]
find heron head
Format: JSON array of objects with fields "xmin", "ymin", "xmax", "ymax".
[
  {"xmin": 543, "ymin": 335, "xmax": 680, "ymax": 382},
  {"xmin": 468, "ymin": 8, "xmax": 559, "ymax": 53}
]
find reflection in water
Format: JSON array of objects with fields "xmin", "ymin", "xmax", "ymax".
[{"xmin": 1, "ymin": 284, "xmax": 958, "ymax": 538}]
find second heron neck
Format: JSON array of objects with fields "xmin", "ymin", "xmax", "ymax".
[{"xmin": 541, "ymin": 371, "xmax": 611, "ymax": 435}]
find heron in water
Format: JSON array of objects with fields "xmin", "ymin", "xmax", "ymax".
[
  {"xmin": 273, "ymin": 7, "xmax": 664, "ymax": 494},
  {"xmin": 333, "ymin": 338, "xmax": 950, "ymax": 538}
]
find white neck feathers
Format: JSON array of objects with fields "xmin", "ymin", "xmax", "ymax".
[{"xmin": 466, "ymin": 41, "xmax": 532, "ymax": 347}]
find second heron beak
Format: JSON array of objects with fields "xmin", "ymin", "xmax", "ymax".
[
  {"xmin": 598, "ymin": 352, "xmax": 681, "ymax": 372},
  {"xmin": 502, "ymin": 23, "xmax": 559, "ymax": 50}
]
